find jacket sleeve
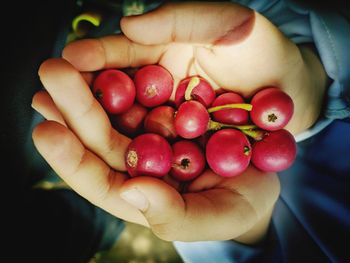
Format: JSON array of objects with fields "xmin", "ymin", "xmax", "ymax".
[{"xmin": 173, "ymin": 222, "xmax": 282, "ymax": 263}]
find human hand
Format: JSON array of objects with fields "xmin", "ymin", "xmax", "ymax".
[{"xmin": 32, "ymin": 2, "xmax": 326, "ymax": 242}]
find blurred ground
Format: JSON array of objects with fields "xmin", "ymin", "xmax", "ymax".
[{"xmin": 93, "ymin": 222, "xmax": 184, "ymax": 263}]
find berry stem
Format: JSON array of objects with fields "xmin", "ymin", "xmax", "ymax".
[
  {"xmin": 207, "ymin": 103, "xmax": 253, "ymax": 113},
  {"xmin": 208, "ymin": 120, "xmax": 266, "ymax": 140},
  {"xmin": 241, "ymin": 129, "xmax": 267, "ymax": 141},
  {"xmin": 208, "ymin": 120, "xmax": 256, "ymax": 131},
  {"xmin": 184, "ymin": 76, "xmax": 200, "ymax": 101}
]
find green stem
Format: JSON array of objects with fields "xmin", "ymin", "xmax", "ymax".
[
  {"xmin": 208, "ymin": 120, "xmax": 266, "ymax": 140},
  {"xmin": 207, "ymin": 103, "xmax": 253, "ymax": 113},
  {"xmin": 208, "ymin": 120, "xmax": 257, "ymax": 131},
  {"xmin": 184, "ymin": 76, "xmax": 200, "ymax": 101},
  {"xmin": 241, "ymin": 129, "xmax": 266, "ymax": 141}
]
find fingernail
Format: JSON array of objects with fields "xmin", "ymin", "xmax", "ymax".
[{"xmin": 120, "ymin": 188, "xmax": 149, "ymax": 212}]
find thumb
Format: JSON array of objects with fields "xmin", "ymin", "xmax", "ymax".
[
  {"xmin": 120, "ymin": 2, "xmax": 255, "ymax": 45},
  {"xmin": 119, "ymin": 176, "xmax": 186, "ymax": 240},
  {"xmin": 119, "ymin": 172, "xmax": 262, "ymax": 242}
]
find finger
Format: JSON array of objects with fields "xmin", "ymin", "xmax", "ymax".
[
  {"xmin": 32, "ymin": 90, "xmax": 66, "ymax": 126},
  {"xmin": 162, "ymin": 174, "xmax": 181, "ymax": 192},
  {"xmin": 119, "ymin": 176, "xmax": 187, "ymax": 240},
  {"xmin": 32, "ymin": 120, "xmax": 147, "ymax": 226},
  {"xmin": 120, "ymin": 175, "xmax": 255, "ymax": 241},
  {"xmin": 193, "ymin": 12, "xmax": 301, "ymax": 96},
  {"xmin": 39, "ymin": 58, "xmax": 130, "ymax": 171},
  {"xmin": 120, "ymin": 2, "xmax": 254, "ymax": 45},
  {"xmin": 62, "ymin": 35, "xmax": 166, "ymax": 72},
  {"xmin": 119, "ymin": 168, "xmax": 279, "ymax": 241},
  {"xmin": 185, "ymin": 169, "xmax": 224, "ymax": 192}
]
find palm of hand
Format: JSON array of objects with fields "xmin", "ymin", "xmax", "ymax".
[{"xmin": 156, "ymin": 26, "xmax": 308, "ymax": 135}]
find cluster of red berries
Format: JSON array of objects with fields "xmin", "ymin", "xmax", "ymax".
[{"xmin": 92, "ymin": 64, "xmax": 297, "ymax": 183}]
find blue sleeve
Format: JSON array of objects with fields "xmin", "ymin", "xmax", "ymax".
[
  {"xmin": 174, "ymin": 223, "xmax": 282, "ymax": 263},
  {"xmin": 173, "ymin": 1, "xmax": 350, "ymax": 262}
]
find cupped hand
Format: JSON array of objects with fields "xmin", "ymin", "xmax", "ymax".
[{"xmin": 32, "ymin": 2, "xmax": 326, "ymax": 242}]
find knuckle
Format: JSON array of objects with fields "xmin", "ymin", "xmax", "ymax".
[{"xmin": 151, "ymin": 223, "xmax": 180, "ymax": 241}]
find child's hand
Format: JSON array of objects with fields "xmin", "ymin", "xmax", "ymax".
[
  {"xmin": 62, "ymin": 1, "xmax": 328, "ymax": 135},
  {"xmin": 32, "ymin": 2, "xmax": 327, "ymax": 243}
]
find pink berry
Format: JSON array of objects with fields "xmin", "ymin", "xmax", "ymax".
[
  {"xmin": 144, "ymin": 105, "xmax": 177, "ymax": 140},
  {"xmin": 174, "ymin": 100, "xmax": 210, "ymax": 139},
  {"xmin": 134, "ymin": 65, "xmax": 173, "ymax": 107},
  {"xmin": 93, "ymin": 69, "xmax": 135, "ymax": 114},
  {"xmin": 174, "ymin": 76, "xmax": 216, "ymax": 108},
  {"xmin": 251, "ymin": 129, "xmax": 297, "ymax": 172},
  {"xmin": 170, "ymin": 140, "xmax": 206, "ymax": 182},
  {"xmin": 211, "ymin": 92, "xmax": 249, "ymax": 125},
  {"xmin": 206, "ymin": 129, "xmax": 251, "ymax": 177},
  {"xmin": 125, "ymin": 133, "xmax": 173, "ymax": 178},
  {"xmin": 250, "ymin": 87, "xmax": 294, "ymax": 131},
  {"xmin": 110, "ymin": 103, "xmax": 148, "ymax": 137}
]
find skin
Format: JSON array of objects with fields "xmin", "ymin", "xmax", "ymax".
[{"xmin": 31, "ymin": 2, "xmax": 327, "ymax": 243}]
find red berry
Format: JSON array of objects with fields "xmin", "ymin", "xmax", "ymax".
[
  {"xmin": 125, "ymin": 133, "xmax": 173, "ymax": 178},
  {"xmin": 170, "ymin": 140, "xmax": 205, "ymax": 182},
  {"xmin": 144, "ymin": 105, "xmax": 177, "ymax": 140},
  {"xmin": 211, "ymin": 92, "xmax": 249, "ymax": 125},
  {"xmin": 175, "ymin": 76, "xmax": 215, "ymax": 107},
  {"xmin": 206, "ymin": 129, "xmax": 251, "ymax": 177},
  {"xmin": 250, "ymin": 87, "xmax": 294, "ymax": 131},
  {"xmin": 134, "ymin": 65, "xmax": 173, "ymax": 107},
  {"xmin": 174, "ymin": 100, "xmax": 210, "ymax": 139},
  {"xmin": 93, "ymin": 69, "xmax": 135, "ymax": 114},
  {"xmin": 111, "ymin": 103, "xmax": 148, "ymax": 137},
  {"xmin": 251, "ymin": 129, "xmax": 297, "ymax": 172}
]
